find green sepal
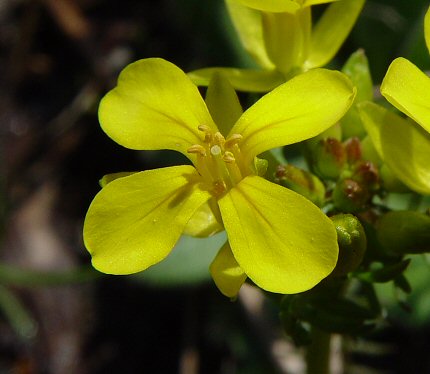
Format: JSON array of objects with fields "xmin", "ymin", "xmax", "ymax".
[
  {"xmin": 341, "ymin": 50, "xmax": 373, "ymax": 139},
  {"xmin": 377, "ymin": 211, "xmax": 430, "ymax": 255},
  {"xmin": 342, "ymin": 49, "xmax": 373, "ymax": 103},
  {"xmin": 274, "ymin": 164, "xmax": 326, "ymax": 207}
]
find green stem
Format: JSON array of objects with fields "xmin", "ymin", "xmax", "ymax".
[
  {"xmin": 306, "ymin": 327, "xmax": 331, "ymax": 374},
  {"xmin": 0, "ymin": 285, "xmax": 36, "ymax": 340},
  {"xmin": 0, "ymin": 264, "xmax": 103, "ymax": 287}
]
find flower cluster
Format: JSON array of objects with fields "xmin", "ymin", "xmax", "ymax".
[{"xmin": 84, "ymin": 1, "xmax": 430, "ymax": 301}]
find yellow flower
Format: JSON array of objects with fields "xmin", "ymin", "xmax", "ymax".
[
  {"xmin": 379, "ymin": 6, "xmax": 430, "ymax": 134},
  {"xmin": 83, "ymin": 58, "xmax": 355, "ymax": 296},
  {"xmin": 358, "ymin": 6, "xmax": 430, "ymax": 195},
  {"xmin": 189, "ymin": 0, "xmax": 365, "ymax": 92}
]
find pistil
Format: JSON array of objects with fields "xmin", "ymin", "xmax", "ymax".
[{"xmin": 187, "ymin": 125, "xmax": 247, "ymax": 197}]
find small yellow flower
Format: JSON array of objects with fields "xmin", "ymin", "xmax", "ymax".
[
  {"xmin": 380, "ymin": 6, "xmax": 430, "ymax": 134},
  {"xmin": 358, "ymin": 6, "xmax": 430, "ymax": 195},
  {"xmin": 83, "ymin": 58, "xmax": 355, "ymax": 296},
  {"xmin": 189, "ymin": 0, "xmax": 365, "ymax": 92}
]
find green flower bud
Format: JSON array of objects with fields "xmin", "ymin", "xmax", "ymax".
[
  {"xmin": 275, "ymin": 165, "xmax": 326, "ymax": 207},
  {"xmin": 306, "ymin": 123, "xmax": 342, "ymax": 150},
  {"xmin": 312, "ymin": 138, "xmax": 346, "ymax": 180},
  {"xmin": 333, "ymin": 178, "xmax": 368, "ymax": 213},
  {"xmin": 330, "ymin": 214, "xmax": 367, "ymax": 276},
  {"xmin": 344, "ymin": 137, "xmax": 362, "ymax": 164},
  {"xmin": 352, "ymin": 161, "xmax": 379, "ymax": 188},
  {"xmin": 377, "ymin": 211, "xmax": 430, "ymax": 255}
]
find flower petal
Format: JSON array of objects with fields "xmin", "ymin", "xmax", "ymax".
[
  {"xmin": 99, "ymin": 172, "xmax": 137, "ymax": 187},
  {"xmin": 83, "ymin": 165, "xmax": 212, "ymax": 274},
  {"xmin": 99, "ymin": 58, "xmax": 216, "ymax": 159},
  {"xmin": 261, "ymin": 11, "xmax": 307, "ymax": 75},
  {"xmin": 231, "ymin": 68, "xmax": 355, "ymax": 164},
  {"xmin": 234, "ymin": 0, "xmax": 300, "ymax": 13},
  {"xmin": 359, "ymin": 102, "xmax": 430, "ymax": 195},
  {"xmin": 305, "ymin": 0, "xmax": 365, "ymax": 70},
  {"xmin": 303, "ymin": 0, "xmax": 340, "ymax": 6},
  {"xmin": 225, "ymin": 0, "xmax": 274, "ymax": 68},
  {"xmin": 210, "ymin": 242, "xmax": 247, "ymax": 298},
  {"xmin": 381, "ymin": 57, "xmax": 430, "ymax": 133},
  {"xmin": 218, "ymin": 176, "xmax": 339, "ymax": 294},
  {"xmin": 188, "ymin": 67, "xmax": 285, "ymax": 92},
  {"xmin": 205, "ymin": 73, "xmax": 243, "ymax": 137},
  {"xmin": 183, "ymin": 200, "xmax": 224, "ymax": 238},
  {"xmin": 425, "ymin": 6, "xmax": 430, "ymax": 54}
]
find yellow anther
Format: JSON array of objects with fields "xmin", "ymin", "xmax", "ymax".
[
  {"xmin": 225, "ymin": 134, "xmax": 243, "ymax": 149},
  {"xmin": 214, "ymin": 132, "xmax": 226, "ymax": 147},
  {"xmin": 223, "ymin": 151, "xmax": 235, "ymax": 164},
  {"xmin": 198, "ymin": 124, "xmax": 211, "ymax": 132},
  {"xmin": 187, "ymin": 144, "xmax": 207, "ymax": 156},
  {"xmin": 198, "ymin": 124, "xmax": 214, "ymax": 143}
]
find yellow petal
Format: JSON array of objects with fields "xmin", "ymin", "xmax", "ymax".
[
  {"xmin": 210, "ymin": 242, "xmax": 247, "ymax": 298},
  {"xmin": 99, "ymin": 172, "xmax": 136, "ymax": 188},
  {"xmin": 425, "ymin": 6, "xmax": 430, "ymax": 53},
  {"xmin": 231, "ymin": 68, "xmax": 355, "ymax": 164},
  {"xmin": 234, "ymin": 0, "xmax": 300, "ymax": 13},
  {"xmin": 303, "ymin": 0, "xmax": 340, "ymax": 6},
  {"xmin": 218, "ymin": 176, "xmax": 338, "ymax": 294},
  {"xmin": 183, "ymin": 200, "xmax": 224, "ymax": 238},
  {"xmin": 225, "ymin": 0, "xmax": 274, "ymax": 68},
  {"xmin": 261, "ymin": 11, "xmax": 306, "ymax": 74},
  {"xmin": 381, "ymin": 57, "xmax": 430, "ymax": 133},
  {"xmin": 99, "ymin": 58, "xmax": 217, "ymax": 160},
  {"xmin": 205, "ymin": 72, "xmax": 243, "ymax": 136},
  {"xmin": 306, "ymin": 0, "xmax": 365, "ymax": 69},
  {"xmin": 83, "ymin": 165, "xmax": 212, "ymax": 274},
  {"xmin": 359, "ymin": 102, "xmax": 430, "ymax": 195},
  {"xmin": 188, "ymin": 67, "xmax": 284, "ymax": 92}
]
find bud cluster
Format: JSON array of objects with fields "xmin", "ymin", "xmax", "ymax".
[{"xmin": 308, "ymin": 136, "xmax": 380, "ymax": 213}]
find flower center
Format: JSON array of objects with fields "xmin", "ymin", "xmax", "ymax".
[{"xmin": 187, "ymin": 125, "xmax": 248, "ymax": 197}]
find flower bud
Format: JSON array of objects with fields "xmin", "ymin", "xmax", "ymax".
[
  {"xmin": 377, "ymin": 211, "xmax": 430, "ymax": 255},
  {"xmin": 275, "ymin": 165, "xmax": 326, "ymax": 207},
  {"xmin": 352, "ymin": 160, "xmax": 379, "ymax": 188},
  {"xmin": 332, "ymin": 178, "xmax": 368, "ymax": 213},
  {"xmin": 344, "ymin": 137, "xmax": 362, "ymax": 164},
  {"xmin": 330, "ymin": 214, "xmax": 367, "ymax": 276},
  {"xmin": 312, "ymin": 138, "xmax": 346, "ymax": 180}
]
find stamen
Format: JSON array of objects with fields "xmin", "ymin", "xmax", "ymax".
[
  {"xmin": 214, "ymin": 132, "xmax": 226, "ymax": 147},
  {"xmin": 198, "ymin": 124, "xmax": 213, "ymax": 143},
  {"xmin": 191, "ymin": 125, "xmax": 247, "ymax": 196},
  {"xmin": 225, "ymin": 134, "xmax": 243, "ymax": 149},
  {"xmin": 187, "ymin": 144, "xmax": 207, "ymax": 156},
  {"xmin": 198, "ymin": 124, "xmax": 211, "ymax": 132},
  {"xmin": 223, "ymin": 151, "xmax": 235, "ymax": 164}
]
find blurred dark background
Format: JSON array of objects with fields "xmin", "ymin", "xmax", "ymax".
[{"xmin": 1, "ymin": 0, "xmax": 430, "ymax": 373}]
